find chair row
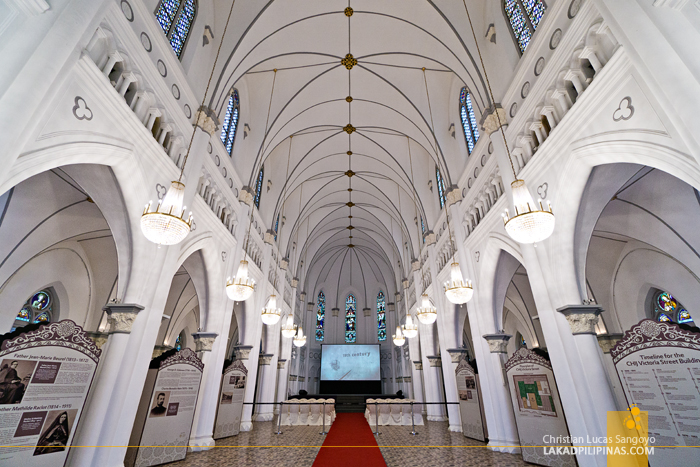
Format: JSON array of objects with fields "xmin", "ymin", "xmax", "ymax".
[
  {"xmin": 279, "ymin": 399, "xmax": 336, "ymax": 426},
  {"xmin": 365, "ymin": 399, "xmax": 424, "ymax": 426}
]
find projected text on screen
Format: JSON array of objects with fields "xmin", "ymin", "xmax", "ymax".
[{"xmin": 320, "ymin": 345, "xmax": 380, "ymax": 381}]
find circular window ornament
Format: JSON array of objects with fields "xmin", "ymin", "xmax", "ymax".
[
  {"xmin": 140, "ymin": 32, "xmax": 152, "ymax": 52},
  {"xmin": 510, "ymin": 102, "xmax": 518, "ymax": 118},
  {"xmin": 568, "ymin": 0, "xmax": 582, "ymax": 19},
  {"xmin": 31, "ymin": 291, "xmax": 51, "ymax": 310},
  {"xmin": 534, "ymin": 57, "xmax": 545, "ymax": 76},
  {"xmin": 521, "ymin": 82, "xmax": 531, "ymax": 99},
  {"xmin": 550, "ymin": 29, "xmax": 562, "ymax": 50}
]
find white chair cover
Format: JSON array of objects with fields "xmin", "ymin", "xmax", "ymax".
[
  {"xmin": 379, "ymin": 399, "xmax": 391, "ymax": 425},
  {"xmin": 280, "ymin": 401, "xmax": 291, "ymax": 425},
  {"xmin": 309, "ymin": 399, "xmax": 322, "ymax": 425},
  {"xmin": 327, "ymin": 398, "xmax": 336, "ymax": 422},
  {"xmin": 401, "ymin": 401, "xmax": 413, "ymax": 425},
  {"xmin": 390, "ymin": 400, "xmax": 402, "ymax": 425},
  {"xmin": 288, "ymin": 400, "xmax": 300, "ymax": 425},
  {"xmin": 295, "ymin": 399, "xmax": 309, "ymax": 425},
  {"xmin": 366, "ymin": 400, "xmax": 378, "ymax": 426},
  {"xmin": 412, "ymin": 401, "xmax": 424, "ymax": 425}
]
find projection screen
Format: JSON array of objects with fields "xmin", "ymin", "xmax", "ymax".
[{"xmin": 320, "ymin": 344, "xmax": 380, "ymax": 381}]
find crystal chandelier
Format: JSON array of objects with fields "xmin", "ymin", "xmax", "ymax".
[
  {"xmin": 402, "ymin": 313, "xmax": 418, "ymax": 338},
  {"xmin": 293, "ymin": 326, "xmax": 306, "ymax": 347},
  {"xmin": 261, "ymin": 294, "xmax": 282, "ymax": 325},
  {"xmin": 416, "ymin": 294, "xmax": 437, "ymax": 325},
  {"xmin": 444, "ymin": 262, "xmax": 473, "ymax": 304},
  {"xmin": 393, "ymin": 326, "xmax": 405, "ymax": 346},
  {"xmin": 140, "ymin": 181, "xmax": 193, "ymax": 245},
  {"xmin": 502, "ymin": 179, "xmax": 555, "ymax": 244},
  {"xmin": 281, "ymin": 314, "xmax": 296, "ymax": 338},
  {"xmin": 226, "ymin": 260, "xmax": 255, "ymax": 301},
  {"xmin": 141, "ymin": 1, "xmax": 237, "ymax": 246}
]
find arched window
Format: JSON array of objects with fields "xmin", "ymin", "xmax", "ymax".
[
  {"xmin": 155, "ymin": 0, "xmax": 197, "ymax": 59},
  {"xmin": 436, "ymin": 166, "xmax": 447, "ymax": 209},
  {"xmin": 175, "ymin": 334, "xmax": 182, "ymax": 351},
  {"xmin": 504, "ymin": 0, "xmax": 546, "ymax": 54},
  {"xmin": 345, "ymin": 294, "xmax": 357, "ymax": 343},
  {"xmin": 274, "ymin": 213, "xmax": 280, "ymax": 242},
  {"xmin": 377, "ymin": 291, "xmax": 387, "ymax": 341},
  {"xmin": 460, "ymin": 87, "xmax": 480, "ymax": 155},
  {"xmin": 220, "ymin": 89, "xmax": 240, "ymax": 155},
  {"xmin": 12, "ymin": 290, "xmax": 54, "ymax": 332},
  {"xmin": 254, "ymin": 166, "xmax": 264, "ymax": 209},
  {"xmin": 653, "ymin": 290, "xmax": 694, "ymax": 325},
  {"xmin": 316, "ymin": 291, "xmax": 325, "ymax": 342}
]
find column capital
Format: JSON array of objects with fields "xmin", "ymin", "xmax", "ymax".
[
  {"xmin": 104, "ymin": 303, "xmax": 144, "ymax": 334},
  {"xmin": 234, "ymin": 345, "xmax": 254, "ymax": 360},
  {"xmin": 299, "ymin": 291, "xmax": 306, "ymax": 302},
  {"xmin": 395, "ymin": 292, "xmax": 402, "ymax": 303},
  {"xmin": 258, "ymin": 354, "xmax": 274, "ymax": 365},
  {"xmin": 85, "ymin": 331, "xmax": 109, "ymax": 349},
  {"xmin": 597, "ymin": 333, "xmax": 624, "ymax": 353},
  {"xmin": 446, "ymin": 186, "xmax": 462, "ymax": 207},
  {"xmin": 192, "ymin": 332, "xmax": 218, "ymax": 352},
  {"xmin": 402, "ymin": 278, "xmax": 410, "ymax": 289},
  {"xmin": 482, "ymin": 333, "xmax": 512, "ymax": 353},
  {"xmin": 480, "ymin": 105, "xmax": 508, "ymax": 135},
  {"xmin": 447, "ymin": 348, "xmax": 469, "ymax": 363},
  {"xmin": 291, "ymin": 278, "xmax": 299, "ymax": 288},
  {"xmin": 277, "ymin": 359, "xmax": 287, "ymax": 369},
  {"xmin": 307, "ymin": 302, "xmax": 314, "ymax": 312},
  {"xmin": 427, "ymin": 356, "xmax": 442, "ymax": 367},
  {"xmin": 239, "ymin": 187, "xmax": 254, "ymax": 206},
  {"xmin": 195, "ymin": 106, "xmax": 219, "ymax": 136},
  {"xmin": 424, "ymin": 231, "xmax": 436, "ymax": 246},
  {"xmin": 331, "ymin": 307, "xmax": 340, "ymax": 317},
  {"xmin": 411, "ymin": 260, "xmax": 420, "ymax": 272},
  {"xmin": 556, "ymin": 304, "xmax": 603, "ymax": 335},
  {"xmin": 413, "ymin": 361, "xmax": 423, "ymax": 370},
  {"xmin": 264, "ymin": 230, "xmax": 276, "ymax": 244},
  {"xmin": 280, "ymin": 258, "xmax": 289, "ymax": 270},
  {"xmin": 387, "ymin": 302, "xmax": 395, "ymax": 313},
  {"xmin": 363, "ymin": 307, "xmax": 371, "ymax": 317}
]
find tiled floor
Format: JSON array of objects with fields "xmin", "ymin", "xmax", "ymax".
[{"xmin": 172, "ymin": 420, "xmax": 529, "ymax": 467}]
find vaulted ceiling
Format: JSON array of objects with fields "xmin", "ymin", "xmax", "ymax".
[{"xmin": 201, "ymin": 0, "xmax": 515, "ymax": 300}]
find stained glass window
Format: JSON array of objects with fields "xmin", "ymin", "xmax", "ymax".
[
  {"xmin": 155, "ymin": 0, "xmax": 197, "ymax": 59},
  {"xmin": 175, "ymin": 334, "xmax": 182, "ymax": 351},
  {"xmin": 220, "ymin": 90, "xmax": 240, "ymax": 155},
  {"xmin": 345, "ymin": 294, "xmax": 357, "ymax": 343},
  {"xmin": 14, "ymin": 290, "xmax": 53, "ymax": 331},
  {"xmin": 377, "ymin": 291, "xmax": 387, "ymax": 341},
  {"xmin": 504, "ymin": 0, "xmax": 546, "ymax": 54},
  {"xmin": 653, "ymin": 290, "xmax": 693, "ymax": 324},
  {"xmin": 460, "ymin": 87, "xmax": 480, "ymax": 155},
  {"xmin": 254, "ymin": 167, "xmax": 264, "ymax": 209},
  {"xmin": 436, "ymin": 166, "xmax": 446, "ymax": 209},
  {"xmin": 316, "ymin": 291, "xmax": 325, "ymax": 341},
  {"xmin": 274, "ymin": 213, "xmax": 280, "ymax": 242}
]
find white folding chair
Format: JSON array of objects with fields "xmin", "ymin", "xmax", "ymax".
[
  {"xmin": 401, "ymin": 401, "xmax": 413, "ymax": 425},
  {"xmin": 412, "ymin": 401, "xmax": 424, "ymax": 425},
  {"xmin": 288, "ymin": 400, "xmax": 300, "ymax": 425},
  {"xmin": 297, "ymin": 399, "xmax": 310, "ymax": 425},
  {"xmin": 309, "ymin": 399, "xmax": 322, "ymax": 425},
  {"xmin": 390, "ymin": 400, "xmax": 402, "ymax": 425},
  {"xmin": 365, "ymin": 398, "xmax": 374, "ymax": 424},
  {"xmin": 379, "ymin": 400, "xmax": 391, "ymax": 425}
]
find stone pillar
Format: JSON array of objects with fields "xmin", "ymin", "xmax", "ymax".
[
  {"xmin": 597, "ymin": 333, "xmax": 626, "ymax": 410},
  {"xmin": 403, "ymin": 280, "xmax": 424, "ymax": 405},
  {"xmin": 188, "ymin": 331, "xmax": 219, "ymax": 451},
  {"xmin": 69, "ymin": 304, "xmax": 144, "ymax": 467},
  {"xmin": 276, "ymin": 282, "xmax": 298, "ymax": 408}
]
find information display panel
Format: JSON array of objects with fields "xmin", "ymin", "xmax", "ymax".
[
  {"xmin": 455, "ymin": 360, "xmax": 486, "ymax": 441},
  {"xmin": 320, "ymin": 344, "xmax": 380, "ymax": 381},
  {"xmin": 125, "ymin": 348, "xmax": 203, "ymax": 467},
  {"xmin": 213, "ymin": 360, "xmax": 247, "ymax": 439},
  {"xmin": 0, "ymin": 321, "xmax": 101, "ymax": 467},
  {"xmin": 505, "ymin": 348, "xmax": 575, "ymax": 467},
  {"xmin": 612, "ymin": 320, "xmax": 700, "ymax": 466}
]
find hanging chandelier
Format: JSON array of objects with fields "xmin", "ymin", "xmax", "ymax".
[
  {"xmin": 261, "ymin": 294, "xmax": 282, "ymax": 325},
  {"xmin": 226, "ymin": 259, "xmax": 255, "ymax": 301},
  {"xmin": 293, "ymin": 326, "xmax": 306, "ymax": 347},
  {"xmin": 141, "ymin": 181, "xmax": 193, "ymax": 245},
  {"xmin": 393, "ymin": 326, "xmax": 405, "ymax": 346},
  {"xmin": 444, "ymin": 262, "xmax": 473, "ymax": 304},
  {"xmin": 416, "ymin": 293, "xmax": 437, "ymax": 325},
  {"xmin": 141, "ymin": 0, "xmax": 237, "ymax": 246},
  {"xmin": 462, "ymin": 0, "xmax": 555, "ymax": 245},
  {"xmin": 402, "ymin": 313, "xmax": 418, "ymax": 338},
  {"xmin": 502, "ymin": 180, "xmax": 555, "ymax": 244},
  {"xmin": 281, "ymin": 314, "xmax": 296, "ymax": 338}
]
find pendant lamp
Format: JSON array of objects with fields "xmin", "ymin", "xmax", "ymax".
[
  {"xmin": 393, "ymin": 326, "xmax": 405, "ymax": 346},
  {"xmin": 402, "ymin": 313, "xmax": 418, "ymax": 338},
  {"xmin": 416, "ymin": 294, "xmax": 437, "ymax": 325},
  {"xmin": 226, "ymin": 259, "xmax": 256, "ymax": 301},
  {"xmin": 261, "ymin": 294, "xmax": 282, "ymax": 325},
  {"xmin": 281, "ymin": 314, "xmax": 296, "ymax": 338},
  {"xmin": 444, "ymin": 262, "xmax": 473, "ymax": 304}
]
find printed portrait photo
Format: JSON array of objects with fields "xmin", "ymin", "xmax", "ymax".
[
  {"xmin": 33, "ymin": 409, "xmax": 78, "ymax": 456},
  {"xmin": 0, "ymin": 359, "xmax": 37, "ymax": 405},
  {"xmin": 149, "ymin": 390, "xmax": 171, "ymax": 418}
]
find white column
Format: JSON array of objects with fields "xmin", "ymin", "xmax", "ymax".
[{"xmin": 188, "ymin": 331, "xmax": 220, "ymax": 451}]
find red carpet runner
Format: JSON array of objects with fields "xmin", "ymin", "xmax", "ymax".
[{"xmin": 311, "ymin": 413, "xmax": 387, "ymax": 467}]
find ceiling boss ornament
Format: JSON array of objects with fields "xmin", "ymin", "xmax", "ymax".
[
  {"xmin": 341, "ymin": 53, "xmax": 357, "ymax": 70},
  {"xmin": 343, "ymin": 123, "xmax": 356, "ymax": 134}
]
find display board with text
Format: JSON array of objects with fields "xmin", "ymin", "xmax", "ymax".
[
  {"xmin": 125, "ymin": 348, "xmax": 203, "ymax": 467},
  {"xmin": 0, "ymin": 320, "xmax": 101, "ymax": 467},
  {"xmin": 455, "ymin": 359, "xmax": 486, "ymax": 441},
  {"xmin": 505, "ymin": 348, "xmax": 575, "ymax": 467},
  {"xmin": 612, "ymin": 319, "xmax": 700, "ymax": 466},
  {"xmin": 213, "ymin": 360, "xmax": 247, "ymax": 439}
]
